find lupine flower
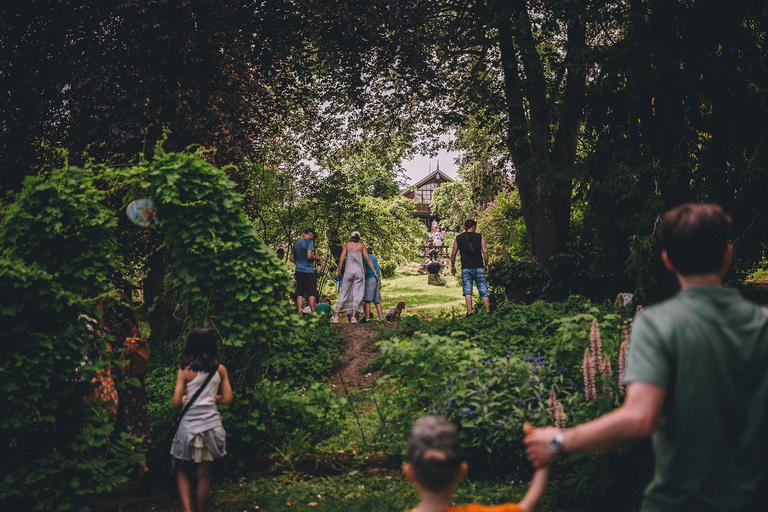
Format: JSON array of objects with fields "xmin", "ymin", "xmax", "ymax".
[
  {"xmin": 548, "ymin": 389, "xmax": 557, "ymax": 418},
  {"xmin": 547, "ymin": 389, "xmax": 566, "ymax": 428},
  {"xmin": 554, "ymin": 401, "xmax": 567, "ymax": 429},
  {"xmin": 583, "ymin": 347, "xmax": 597, "ymax": 401},
  {"xmin": 600, "ymin": 353, "xmax": 613, "ymax": 378},
  {"xmin": 590, "ymin": 318, "xmax": 603, "ymax": 362}
]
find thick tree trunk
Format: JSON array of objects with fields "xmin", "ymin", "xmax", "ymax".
[
  {"xmin": 144, "ymin": 245, "xmax": 184, "ymax": 343},
  {"xmin": 515, "ymin": 176, "xmax": 566, "ymax": 266},
  {"xmin": 497, "ymin": 7, "xmax": 584, "ymax": 267}
]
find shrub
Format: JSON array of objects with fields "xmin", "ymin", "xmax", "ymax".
[
  {"xmin": 379, "ymin": 260, "xmax": 396, "ymax": 279},
  {"xmin": 429, "ymin": 274, "xmax": 447, "ymax": 286},
  {"xmin": 0, "ymin": 166, "xmax": 141, "ymax": 511},
  {"xmin": 369, "ymin": 298, "xmax": 649, "ymax": 506},
  {"xmin": 487, "ymin": 257, "xmax": 549, "ymax": 303},
  {"xmin": 266, "ymin": 313, "xmax": 345, "ymax": 382},
  {"xmin": 476, "ymin": 190, "xmax": 527, "ymax": 260}
]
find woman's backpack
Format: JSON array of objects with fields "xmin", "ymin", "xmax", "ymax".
[{"xmin": 120, "ymin": 337, "xmax": 150, "ymax": 377}]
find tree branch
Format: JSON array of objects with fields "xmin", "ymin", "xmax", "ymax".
[
  {"xmin": 552, "ymin": 12, "xmax": 588, "ymax": 170},
  {"xmin": 510, "ymin": 0, "xmax": 550, "ymax": 161},
  {"xmin": 497, "ymin": 16, "xmax": 531, "ymax": 169}
]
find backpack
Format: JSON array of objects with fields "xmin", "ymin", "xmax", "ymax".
[{"xmin": 120, "ymin": 337, "xmax": 150, "ymax": 377}]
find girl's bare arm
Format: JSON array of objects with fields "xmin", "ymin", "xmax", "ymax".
[
  {"xmin": 215, "ymin": 365, "xmax": 233, "ymax": 405},
  {"xmin": 519, "ymin": 467, "xmax": 550, "ymax": 512},
  {"xmin": 172, "ymin": 368, "xmax": 187, "ymax": 409}
]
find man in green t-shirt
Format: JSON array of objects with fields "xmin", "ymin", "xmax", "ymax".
[{"xmin": 524, "ymin": 203, "xmax": 768, "ymax": 511}]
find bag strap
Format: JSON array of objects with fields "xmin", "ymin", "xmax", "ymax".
[{"xmin": 170, "ymin": 366, "xmax": 218, "ymax": 435}]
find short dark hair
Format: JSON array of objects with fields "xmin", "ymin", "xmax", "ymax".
[
  {"xmin": 661, "ymin": 203, "xmax": 732, "ymax": 276},
  {"xmin": 305, "ymin": 228, "xmax": 316, "ymax": 236},
  {"xmin": 407, "ymin": 416, "xmax": 462, "ymax": 492}
]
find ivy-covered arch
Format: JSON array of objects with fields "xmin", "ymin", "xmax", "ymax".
[{"xmin": 0, "ymin": 148, "xmax": 292, "ymax": 511}]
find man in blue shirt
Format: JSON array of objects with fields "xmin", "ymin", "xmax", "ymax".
[{"xmin": 290, "ymin": 228, "xmax": 321, "ymax": 314}]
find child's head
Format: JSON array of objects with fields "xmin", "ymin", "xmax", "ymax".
[
  {"xmin": 182, "ymin": 327, "xmax": 220, "ymax": 373},
  {"xmin": 322, "ymin": 298, "xmax": 332, "ymax": 305},
  {"xmin": 404, "ymin": 416, "xmax": 466, "ymax": 493},
  {"xmin": 397, "ymin": 301, "xmax": 406, "ymax": 310}
]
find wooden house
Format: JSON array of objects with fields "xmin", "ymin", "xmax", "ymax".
[{"xmin": 401, "ymin": 167, "xmax": 454, "ymax": 227}]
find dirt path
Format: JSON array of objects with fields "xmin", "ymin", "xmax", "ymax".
[{"xmin": 328, "ymin": 322, "xmax": 382, "ymax": 387}]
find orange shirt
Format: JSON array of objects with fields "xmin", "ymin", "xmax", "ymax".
[{"xmin": 404, "ymin": 504, "xmax": 523, "ymax": 512}]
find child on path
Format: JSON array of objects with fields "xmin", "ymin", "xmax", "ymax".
[
  {"xmin": 362, "ymin": 245, "xmax": 384, "ymax": 323},
  {"xmin": 171, "ymin": 328, "xmax": 232, "ymax": 512},
  {"xmin": 403, "ymin": 417, "xmax": 549, "ymax": 512},
  {"xmin": 316, "ymin": 297, "xmax": 333, "ymax": 317}
]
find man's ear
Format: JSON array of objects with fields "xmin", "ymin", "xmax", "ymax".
[
  {"xmin": 403, "ymin": 463, "xmax": 416, "ymax": 483},
  {"xmin": 661, "ymin": 250, "xmax": 676, "ymax": 272},
  {"xmin": 456, "ymin": 461, "xmax": 469, "ymax": 483}
]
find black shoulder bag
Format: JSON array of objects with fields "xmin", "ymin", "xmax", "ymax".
[{"xmin": 169, "ymin": 366, "xmax": 219, "ymax": 438}]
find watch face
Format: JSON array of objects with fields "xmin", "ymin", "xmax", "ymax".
[{"xmin": 550, "ymin": 438, "xmax": 562, "ymax": 453}]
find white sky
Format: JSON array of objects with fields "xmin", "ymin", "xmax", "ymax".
[{"xmin": 401, "ymin": 147, "xmax": 461, "ymax": 186}]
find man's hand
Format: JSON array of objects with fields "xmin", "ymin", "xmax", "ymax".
[
  {"xmin": 451, "ymin": 266, "xmax": 456, "ymax": 276},
  {"xmin": 484, "ymin": 265, "xmax": 489, "ymax": 273},
  {"xmin": 523, "ymin": 425, "xmax": 562, "ymax": 468}
]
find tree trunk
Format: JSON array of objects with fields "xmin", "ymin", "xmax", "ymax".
[
  {"xmin": 515, "ymin": 176, "xmax": 564, "ymax": 266},
  {"xmin": 144, "ymin": 244, "xmax": 184, "ymax": 343},
  {"xmin": 496, "ymin": 6, "xmax": 585, "ymax": 267}
]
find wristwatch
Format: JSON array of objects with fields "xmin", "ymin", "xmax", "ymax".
[{"xmin": 549, "ymin": 431, "xmax": 566, "ymax": 456}]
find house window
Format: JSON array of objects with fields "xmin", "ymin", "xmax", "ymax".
[{"xmin": 418, "ymin": 181, "xmax": 437, "ymax": 204}]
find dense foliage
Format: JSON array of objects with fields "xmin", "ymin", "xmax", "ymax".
[
  {"xmin": 0, "ymin": 165, "xmax": 141, "ymax": 511},
  {"xmin": 0, "ymin": 149, "xmax": 339, "ymax": 510},
  {"xmin": 369, "ymin": 298, "xmax": 650, "ymax": 509}
]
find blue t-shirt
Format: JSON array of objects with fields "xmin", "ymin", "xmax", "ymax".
[
  {"xmin": 365, "ymin": 254, "xmax": 380, "ymax": 279},
  {"xmin": 292, "ymin": 238, "xmax": 314, "ymax": 273}
]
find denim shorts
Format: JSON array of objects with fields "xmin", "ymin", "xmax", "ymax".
[
  {"xmin": 363, "ymin": 277, "xmax": 382, "ymax": 303},
  {"xmin": 462, "ymin": 268, "xmax": 489, "ymax": 298}
]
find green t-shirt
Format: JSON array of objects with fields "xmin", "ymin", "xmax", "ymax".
[
  {"xmin": 316, "ymin": 302, "xmax": 332, "ymax": 317},
  {"xmin": 624, "ymin": 286, "xmax": 768, "ymax": 512}
]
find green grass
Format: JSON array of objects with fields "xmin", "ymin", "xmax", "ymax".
[
  {"xmin": 379, "ymin": 274, "xmax": 463, "ymax": 310},
  {"xmin": 215, "ymin": 472, "xmax": 556, "ymax": 512}
]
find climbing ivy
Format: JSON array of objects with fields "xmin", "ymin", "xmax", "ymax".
[
  {"xmin": 139, "ymin": 150, "xmax": 292, "ymax": 348},
  {"xmin": 0, "ymin": 165, "xmax": 141, "ymax": 511},
  {"xmin": 0, "ymin": 148, "xmax": 293, "ymax": 510}
]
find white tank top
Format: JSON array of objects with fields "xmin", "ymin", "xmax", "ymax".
[{"xmin": 185, "ymin": 369, "xmax": 221, "ymax": 408}]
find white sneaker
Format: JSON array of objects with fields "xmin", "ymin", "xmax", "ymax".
[
  {"xmin": 350, "ymin": 317, "xmax": 358, "ymax": 324},
  {"xmin": 330, "ymin": 317, "xmax": 339, "ymax": 324}
]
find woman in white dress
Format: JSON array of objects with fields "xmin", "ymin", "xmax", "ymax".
[{"xmin": 331, "ymin": 231, "xmax": 378, "ymax": 323}]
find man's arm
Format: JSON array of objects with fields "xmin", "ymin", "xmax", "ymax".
[
  {"xmin": 306, "ymin": 249, "xmax": 321, "ymax": 261},
  {"xmin": 481, "ymin": 235, "xmax": 489, "ymax": 273},
  {"xmin": 524, "ymin": 382, "xmax": 666, "ymax": 468},
  {"xmin": 450, "ymin": 239, "xmax": 459, "ymax": 275}
]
